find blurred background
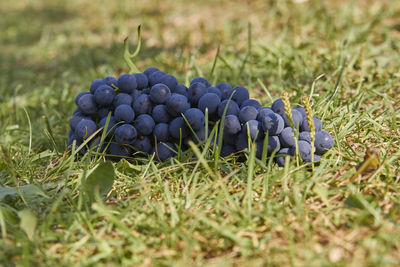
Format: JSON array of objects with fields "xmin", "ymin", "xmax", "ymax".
[{"xmin": 0, "ymin": 0, "xmax": 398, "ymax": 150}]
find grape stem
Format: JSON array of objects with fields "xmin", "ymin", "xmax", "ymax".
[{"xmin": 124, "ymin": 25, "xmax": 142, "ymax": 74}]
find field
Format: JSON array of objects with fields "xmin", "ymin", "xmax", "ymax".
[{"xmin": 1, "ymin": 0, "xmax": 400, "ymax": 265}]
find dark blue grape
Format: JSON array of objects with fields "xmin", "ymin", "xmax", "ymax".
[
  {"xmin": 154, "ymin": 142, "xmax": 175, "ymax": 161},
  {"xmin": 149, "ymin": 71, "xmax": 166, "ymax": 87},
  {"xmin": 298, "ymin": 140, "xmax": 312, "ymax": 162},
  {"xmin": 133, "ymin": 73, "xmax": 149, "ymax": 90},
  {"xmin": 271, "ymin": 98, "xmax": 285, "ymax": 114},
  {"xmin": 224, "ymin": 115, "xmax": 241, "ymax": 135},
  {"xmin": 169, "ymin": 117, "xmax": 189, "ymax": 139},
  {"xmin": 144, "ymin": 67, "xmax": 159, "ymax": 78},
  {"xmin": 221, "ymin": 144, "xmax": 236, "ymax": 157},
  {"xmin": 112, "ymin": 93, "xmax": 133, "ymax": 109},
  {"xmin": 243, "ymin": 120, "xmax": 261, "ymax": 140},
  {"xmin": 184, "ymin": 108, "xmax": 205, "ymax": 131},
  {"xmin": 314, "ymin": 131, "xmax": 333, "ymax": 155},
  {"xmin": 94, "ymin": 85, "xmax": 115, "ymax": 107},
  {"xmin": 159, "ymin": 74, "xmax": 178, "ymax": 92},
  {"xmin": 261, "ymin": 112, "xmax": 284, "ymax": 135},
  {"xmin": 117, "ymin": 73, "xmax": 137, "ymax": 94},
  {"xmin": 188, "ymin": 82, "xmax": 207, "ymax": 106},
  {"xmin": 133, "ymin": 136, "xmax": 152, "ymax": 154},
  {"xmin": 190, "ymin": 77, "xmax": 211, "ymax": 88},
  {"xmin": 75, "ymin": 92, "xmax": 90, "ymax": 106},
  {"xmin": 109, "ymin": 143, "xmax": 133, "ymax": 159},
  {"xmin": 77, "ymin": 93, "xmax": 97, "ymax": 115},
  {"xmin": 257, "ymin": 107, "xmax": 274, "ymax": 121},
  {"xmin": 293, "ymin": 106, "xmax": 306, "ymax": 120},
  {"xmin": 172, "ymin": 84, "xmax": 188, "ymax": 97},
  {"xmin": 231, "ymin": 86, "xmax": 249, "ymax": 106},
  {"xmin": 115, "ymin": 124, "xmax": 137, "ymax": 144},
  {"xmin": 223, "ymin": 131, "xmax": 237, "ymax": 145},
  {"xmin": 68, "ymin": 134, "xmax": 82, "ymax": 148},
  {"xmin": 114, "ymin": 104, "xmax": 135, "ymax": 123},
  {"xmin": 134, "ymin": 114, "xmax": 155, "ymax": 136},
  {"xmin": 198, "ymin": 93, "xmax": 221, "ymax": 115},
  {"xmin": 283, "ymin": 108, "xmax": 303, "ymax": 128},
  {"xmin": 130, "ymin": 89, "xmax": 141, "ymax": 103},
  {"xmin": 207, "ymin": 87, "xmax": 222, "ymax": 99},
  {"xmin": 241, "ymin": 99, "xmax": 261, "ymax": 110},
  {"xmin": 70, "ymin": 111, "xmax": 91, "ymax": 131},
  {"xmin": 268, "ymin": 135, "xmax": 281, "ymax": 154},
  {"xmin": 99, "ymin": 116, "xmax": 117, "ymax": 136},
  {"xmin": 90, "ymin": 79, "xmax": 105, "ymax": 94},
  {"xmin": 166, "ymin": 93, "xmax": 190, "ymax": 117},
  {"xmin": 275, "ymin": 148, "xmax": 294, "ymax": 167},
  {"xmin": 152, "ymin": 104, "xmax": 170, "ymax": 123},
  {"xmin": 75, "ymin": 119, "xmax": 97, "ymax": 139},
  {"xmin": 150, "ymin": 83, "xmax": 171, "ymax": 104},
  {"xmin": 103, "ymin": 76, "xmax": 118, "ymax": 87},
  {"xmin": 279, "ymin": 127, "xmax": 295, "ymax": 148},
  {"xmin": 299, "ymin": 131, "xmax": 311, "ymax": 143},
  {"xmin": 256, "ymin": 136, "xmax": 280, "ymax": 158},
  {"xmin": 239, "ymin": 106, "xmax": 258, "ymax": 123},
  {"xmin": 142, "ymin": 88, "xmax": 150, "ymax": 94},
  {"xmin": 217, "ymin": 99, "xmax": 240, "ymax": 117},
  {"xmin": 236, "ymin": 132, "xmax": 249, "ymax": 151},
  {"xmin": 153, "ymin": 123, "xmax": 170, "ymax": 142},
  {"xmin": 301, "ymin": 116, "xmax": 322, "ymax": 132},
  {"xmin": 216, "ymin": 82, "xmax": 233, "ymax": 100},
  {"xmin": 185, "ymin": 127, "xmax": 206, "ymax": 145},
  {"xmin": 98, "ymin": 107, "xmax": 112, "ymax": 119},
  {"xmin": 132, "ymin": 94, "xmax": 152, "ymax": 115}
]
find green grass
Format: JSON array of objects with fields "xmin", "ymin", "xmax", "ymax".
[{"xmin": 1, "ymin": 0, "xmax": 400, "ymax": 265}]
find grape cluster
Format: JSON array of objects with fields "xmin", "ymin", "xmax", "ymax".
[{"xmin": 68, "ymin": 67, "xmax": 334, "ymax": 164}]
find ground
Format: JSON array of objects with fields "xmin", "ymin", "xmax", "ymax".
[{"xmin": 0, "ymin": 0, "xmax": 399, "ymax": 265}]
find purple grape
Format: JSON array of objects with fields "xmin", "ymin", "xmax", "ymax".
[
  {"xmin": 134, "ymin": 114, "xmax": 155, "ymax": 136},
  {"xmin": 115, "ymin": 124, "xmax": 137, "ymax": 144},
  {"xmin": 75, "ymin": 119, "xmax": 97, "ymax": 139},
  {"xmin": 231, "ymin": 86, "xmax": 249, "ymax": 106},
  {"xmin": 77, "ymin": 94, "xmax": 97, "ymax": 115},
  {"xmin": 144, "ymin": 67, "xmax": 159, "ymax": 78},
  {"xmin": 166, "ymin": 93, "xmax": 190, "ymax": 117},
  {"xmin": 114, "ymin": 104, "xmax": 135, "ymax": 123},
  {"xmin": 150, "ymin": 83, "xmax": 171, "ymax": 104},
  {"xmin": 103, "ymin": 76, "xmax": 118, "ymax": 87},
  {"xmin": 239, "ymin": 106, "xmax": 258, "ymax": 123},
  {"xmin": 190, "ymin": 77, "xmax": 211, "ymax": 88},
  {"xmin": 90, "ymin": 79, "xmax": 105, "ymax": 94},
  {"xmin": 198, "ymin": 93, "xmax": 221, "ymax": 115},
  {"xmin": 217, "ymin": 99, "xmax": 240, "ymax": 117},
  {"xmin": 188, "ymin": 82, "xmax": 208, "ymax": 106},
  {"xmin": 224, "ymin": 115, "xmax": 241, "ymax": 135},
  {"xmin": 260, "ymin": 112, "xmax": 284, "ymax": 136},
  {"xmin": 153, "ymin": 123, "xmax": 170, "ymax": 142},
  {"xmin": 216, "ymin": 82, "xmax": 233, "ymax": 100},
  {"xmin": 152, "ymin": 104, "xmax": 171, "ymax": 123},
  {"xmin": 184, "ymin": 108, "xmax": 205, "ymax": 131},
  {"xmin": 94, "ymin": 85, "xmax": 115, "ymax": 107},
  {"xmin": 314, "ymin": 131, "xmax": 333, "ymax": 155},
  {"xmin": 241, "ymin": 99, "xmax": 261, "ymax": 110},
  {"xmin": 279, "ymin": 127, "xmax": 295, "ymax": 148},
  {"xmin": 159, "ymin": 74, "xmax": 178, "ymax": 92},
  {"xmin": 169, "ymin": 117, "xmax": 189, "ymax": 139},
  {"xmin": 133, "ymin": 73, "xmax": 149, "ymax": 90},
  {"xmin": 117, "ymin": 73, "xmax": 137, "ymax": 94},
  {"xmin": 132, "ymin": 94, "xmax": 152, "ymax": 115}
]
